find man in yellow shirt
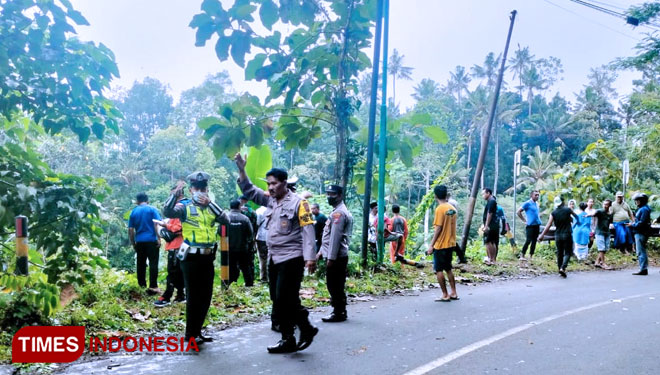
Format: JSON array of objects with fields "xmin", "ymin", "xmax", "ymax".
[{"xmin": 426, "ymin": 185, "xmax": 459, "ymax": 302}]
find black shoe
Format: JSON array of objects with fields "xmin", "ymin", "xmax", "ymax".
[
  {"xmin": 198, "ymin": 333, "xmax": 214, "ymax": 342},
  {"xmin": 271, "ymin": 323, "xmax": 281, "ymax": 332},
  {"xmin": 322, "ymin": 312, "xmax": 347, "ymax": 323},
  {"xmin": 267, "ymin": 336, "xmax": 297, "ymax": 354},
  {"xmin": 297, "ymin": 326, "xmax": 319, "ymax": 351},
  {"xmin": 633, "ymin": 269, "xmax": 648, "ymax": 275},
  {"xmin": 174, "ymin": 296, "xmax": 186, "ymax": 303},
  {"xmin": 559, "ymin": 269, "xmax": 567, "ymax": 278},
  {"xmin": 153, "ymin": 298, "xmax": 171, "ymax": 308},
  {"xmin": 184, "ymin": 335, "xmax": 205, "ymax": 347}
]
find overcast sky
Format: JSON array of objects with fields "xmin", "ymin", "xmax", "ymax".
[{"xmin": 69, "ymin": 0, "xmax": 651, "ymax": 110}]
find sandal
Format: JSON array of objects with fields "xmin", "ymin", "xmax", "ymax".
[
  {"xmin": 450, "ymin": 296, "xmax": 460, "ymax": 300},
  {"xmin": 435, "ymin": 297, "xmax": 451, "ymax": 302}
]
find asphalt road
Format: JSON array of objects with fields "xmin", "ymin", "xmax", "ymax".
[{"xmin": 58, "ymin": 267, "xmax": 660, "ymax": 375}]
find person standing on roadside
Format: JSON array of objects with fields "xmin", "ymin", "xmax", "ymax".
[
  {"xmin": 612, "ymin": 191, "xmax": 635, "ymax": 254},
  {"xmin": 587, "ymin": 199, "xmax": 613, "ymax": 269},
  {"xmin": 128, "ymin": 192, "xmax": 162, "ymax": 295},
  {"xmin": 235, "ymin": 153, "xmax": 318, "ymax": 354},
  {"xmin": 255, "ymin": 206, "xmax": 269, "ymax": 283},
  {"xmin": 517, "ymin": 190, "xmax": 542, "ymax": 260},
  {"xmin": 629, "ymin": 193, "xmax": 652, "ymax": 276},
  {"xmin": 538, "ymin": 196, "xmax": 579, "ymax": 278},
  {"xmin": 312, "ymin": 203, "xmax": 328, "ymax": 252},
  {"xmin": 317, "ymin": 185, "xmax": 353, "ymax": 323},
  {"xmin": 427, "ymin": 185, "xmax": 459, "ymax": 302},
  {"xmin": 481, "ymin": 188, "xmax": 499, "ymax": 265},
  {"xmin": 227, "ymin": 199, "xmax": 255, "ymax": 287}
]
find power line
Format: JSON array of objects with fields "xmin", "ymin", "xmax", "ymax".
[
  {"xmin": 542, "ymin": 0, "xmax": 640, "ymax": 41},
  {"xmin": 567, "ymin": 0, "xmax": 660, "ymax": 31}
]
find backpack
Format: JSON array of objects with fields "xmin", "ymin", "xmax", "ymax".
[{"xmin": 159, "ymin": 226, "xmax": 181, "ymax": 243}]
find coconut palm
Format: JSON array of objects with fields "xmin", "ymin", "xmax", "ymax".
[
  {"xmin": 525, "ymin": 102, "xmax": 577, "ymax": 151},
  {"xmin": 508, "ymin": 146, "xmax": 559, "ymax": 192},
  {"xmin": 388, "ymin": 49, "xmax": 414, "ymax": 105},
  {"xmin": 447, "ymin": 65, "xmax": 471, "ymax": 107},
  {"xmin": 412, "ymin": 78, "xmax": 440, "ymax": 102},
  {"xmin": 471, "ymin": 52, "xmax": 501, "ymax": 90},
  {"xmin": 509, "ymin": 45, "xmax": 534, "ymax": 98}
]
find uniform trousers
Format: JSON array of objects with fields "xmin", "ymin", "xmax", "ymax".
[
  {"xmin": 326, "ymin": 256, "xmax": 348, "ymax": 313},
  {"xmin": 268, "ymin": 256, "xmax": 313, "ymax": 337},
  {"xmin": 181, "ymin": 252, "xmax": 215, "ymax": 337}
]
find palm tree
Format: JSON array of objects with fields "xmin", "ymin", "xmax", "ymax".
[
  {"xmin": 520, "ymin": 66, "xmax": 549, "ymax": 117},
  {"xmin": 511, "ymin": 146, "xmax": 559, "ymax": 192},
  {"xmin": 388, "ymin": 49, "xmax": 413, "ymax": 105},
  {"xmin": 525, "ymin": 102, "xmax": 577, "ymax": 151},
  {"xmin": 412, "ymin": 78, "xmax": 440, "ymax": 102},
  {"xmin": 509, "ymin": 45, "xmax": 534, "ymax": 98},
  {"xmin": 447, "ymin": 65, "xmax": 471, "ymax": 107},
  {"xmin": 492, "ymin": 97, "xmax": 522, "ymax": 196},
  {"xmin": 465, "ymin": 86, "xmax": 491, "ymax": 186},
  {"xmin": 471, "ymin": 52, "xmax": 501, "ymax": 90}
]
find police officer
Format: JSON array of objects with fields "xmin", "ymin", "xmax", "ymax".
[
  {"xmin": 163, "ymin": 172, "xmax": 228, "ymax": 346},
  {"xmin": 227, "ymin": 199, "xmax": 254, "ymax": 286},
  {"xmin": 235, "ymin": 153, "xmax": 318, "ymax": 354},
  {"xmin": 317, "ymin": 185, "xmax": 353, "ymax": 323}
]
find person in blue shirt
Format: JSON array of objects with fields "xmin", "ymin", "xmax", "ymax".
[
  {"xmin": 128, "ymin": 192, "xmax": 162, "ymax": 294},
  {"xmin": 629, "ymin": 193, "xmax": 652, "ymax": 276},
  {"xmin": 517, "ymin": 190, "xmax": 542, "ymax": 260},
  {"xmin": 572, "ymin": 202, "xmax": 591, "ymax": 261}
]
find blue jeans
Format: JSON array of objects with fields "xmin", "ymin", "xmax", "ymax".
[{"xmin": 635, "ymin": 233, "xmax": 648, "ymax": 271}]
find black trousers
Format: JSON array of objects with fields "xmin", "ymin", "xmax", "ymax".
[
  {"xmin": 228, "ymin": 251, "xmax": 254, "ymax": 286},
  {"xmin": 522, "ymin": 225, "xmax": 540, "ymax": 256},
  {"xmin": 181, "ymin": 253, "xmax": 215, "ymax": 338},
  {"xmin": 256, "ymin": 240, "xmax": 269, "ymax": 282},
  {"xmin": 268, "ymin": 256, "xmax": 313, "ymax": 337},
  {"xmin": 327, "ymin": 256, "xmax": 348, "ymax": 313},
  {"xmin": 135, "ymin": 241, "xmax": 159, "ymax": 288},
  {"xmin": 555, "ymin": 237, "xmax": 572, "ymax": 270},
  {"xmin": 162, "ymin": 251, "xmax": 185, "ymax": 301}
]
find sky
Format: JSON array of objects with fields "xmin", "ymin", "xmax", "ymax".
[{"xmin": 69, "ymin": 0, "xmax": 652, "ymax": 110}]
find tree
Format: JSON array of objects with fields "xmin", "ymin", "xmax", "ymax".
[
  {"xmin": 509, "ymin": 45, "xmax": 534, "ymax": 98},
  {"xmin": 447, "ymin": 65, "xmax": 471, "ymax": 108},
  {"xmin": 510, "ymin": 146, "xmax": 559, "ymax": 192},
  {"xmin": 520, "ymin": 57, "xmax": 563, "ymax": 116},
  {"xmin": 471, "ymin": 52, "xmax": 501, "ymax": 90},
  {"xmin": 190, "ymin": 0, "xmax": 377, "ymax": 190},
  {"xmin": 525, "ymin": 95, "xmax": 577, "ymax": 153},
  {"xmin": 575, "ymin": 66, "xmax": 620, "ymax": 135},
  {"xmin": 169, "ymin": 72, "xmax": 235, "ymax": 134},
  {"xmin": 0, "ymin": 0, "xmax": 121, "ymax": 141},
  {"xmin": 388, "ymin": 48, "xmax": 414, "ymax": 105},
  {"xmin": 116, "ymin": 78, "xmax": 174, "ymax": 152},
  {"xmin": 412, "ymin": 78, "xmax": 440, "ymax": 102}
]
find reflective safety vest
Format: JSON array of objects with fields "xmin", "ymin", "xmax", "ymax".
[{"xmin": 182, "ymin": 204, "xmax": 219, "ymax": 247}]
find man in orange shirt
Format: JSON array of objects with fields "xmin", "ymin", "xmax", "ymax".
[
  {"xmin": 154, "ymin": 186, "xmax": 186, "ymax": 307},
  {"xmin": 390, "ymin": 205, "xmax": 424, "ymax": 268},
  {"xmin": 426, "ymin": 185, "xmax": 459, "ymax": 302}
]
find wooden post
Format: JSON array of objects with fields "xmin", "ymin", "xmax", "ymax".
[
  {"xmin": 220, "ymin": 224, "xmax": 229, "ymax": 286},
  {"xmin": 15, "ymin": 216, "xmax": 28, "ymax": 275}
]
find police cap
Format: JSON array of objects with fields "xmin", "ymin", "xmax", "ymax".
[
  {"xmin": 186, "ymin": 171, "xmax": 210, "ymax": 187},
  {"xmin": 326, "ymin": 184, "xmax": 343, "ymax": 195}
]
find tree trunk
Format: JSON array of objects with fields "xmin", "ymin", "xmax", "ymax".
[
  {"xmin": 493, "ymin": 122, "xmax": 499, "ymax": 196},
  {"xmin": 392, "ymin": 75, "xmax": 396, "ymax": 107},
  {"xmin": 407, "ymin": 183, "xmax": 411, "ymax": 213},
  {"xmin": 527, "ymin": 88, "xmax": 533, "ymax": 117},
  {"xmin": 467, "ymin": 132, "xmax": 472, "ymax": 171}
]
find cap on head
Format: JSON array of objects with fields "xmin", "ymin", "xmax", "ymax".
[
  {"xmin": 615, "ymin": 191, "xmax": 624, "ymax": 197},
  {"xmin": 187, "ymin": 171, "xmax": 210, "ymax": 188},
  {"xmin": 326, "ymin": 184, "xmax": 343, "ymax": 195},
  {"xmin": 553, "ymin": 196, "xmax": 564, "ymax": 208},
  {"xmin": 632, "ymin": 192, "xmax": 648, "ymax": 202}
]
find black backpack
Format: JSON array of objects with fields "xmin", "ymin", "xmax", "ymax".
[{"xmin": 159, "ymin": 226, "xmax": 181, "ymax": 243}]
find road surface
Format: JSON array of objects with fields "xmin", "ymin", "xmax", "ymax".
[{"xmin": 59, "ymin": 268, "xmax": 660, "ymax": 375}]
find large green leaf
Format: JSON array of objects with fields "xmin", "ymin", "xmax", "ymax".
[
  {"xmin": 245, "ymin": 145, "xmax": 272, "ymax": 191},
  {"xmin": 245, "ymin": 54, "xmax": 267, "ymax": 81},
  {"xmin": 259, "ymin": 0, "xmax": 279, "ymax": 30},
  {"xmin": 423, "ymin": 126, "xmax": 449, "ymax": 144}
]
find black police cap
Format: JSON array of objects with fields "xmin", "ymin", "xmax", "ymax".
[
  {"xmin": 186, "ymin": 171, "xmax": 210, "ymax": 184},
  {"xmin": 326, "ymin": 184, "xmax": 343, "ymax": 194}
]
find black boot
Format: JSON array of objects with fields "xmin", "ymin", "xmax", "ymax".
[
  {"xmin": 297, "ymin": 326, "xmax": 319, "ymax": 351},
  {"xmin": 633, "ymin": 269, "xmax": 648, "ymax": 275},
  {"xmin": 322, "ymin": 311, "xmax": 347, "ymax": 323},
  {"xmin": 267, "ymin": 335, "xmax": 297, "ymax": 354}
]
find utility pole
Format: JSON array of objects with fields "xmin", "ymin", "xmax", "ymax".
[
  {"xmin": 377, "ymin": 0, "xmax": 390, "ymax": 264},
  {"xmin": 459, "ymin": 10, "xmax": 517, "ymax": 255},
  {"xmin": 361, "ymin": 0, "xmax": 384, "ymax": 268}
]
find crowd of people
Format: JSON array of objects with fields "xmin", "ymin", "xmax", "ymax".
[{"xmin": 126, "ymin": 154, "xmax": 655, "ymax": 353}]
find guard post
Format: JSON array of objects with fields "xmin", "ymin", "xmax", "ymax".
[{"xmin": 15, "ymin": 216, "xmax": 28, "ymax": 275}]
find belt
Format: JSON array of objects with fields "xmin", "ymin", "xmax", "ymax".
[{"xmin": 188, "ymin": 246, "xmax": 213, "ymax": 255}]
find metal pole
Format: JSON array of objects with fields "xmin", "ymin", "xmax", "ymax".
[
  {"xmin": 361, "ymin": 0, "xmax": 384, "ymax": 268},
  {"xmin": 459, "ymin": 10, "xmax": 517, "ymax": 255},
  {"xmin": 377, "ymin": 0, "xmax": 390, "ymax": 265},
  {"xmin": 15, "ymin": 216, "xmax": 28, "ymax": 275}
]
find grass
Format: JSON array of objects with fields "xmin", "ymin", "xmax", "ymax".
[{"xmin": 1, "ymin": 239, "xmax": 658, "ymax": 372}]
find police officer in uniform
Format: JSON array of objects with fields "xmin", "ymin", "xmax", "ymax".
[
  {"xmin": 163, "ymin": 172, "xmax": 228, "ymax": 346},
  {"xmin": 317, "ymin": 185, "xmax": 353, "ymax": 322},
  {"xmin": 234, "ymin": 153, "xmax": 318, "ymax": 354}
]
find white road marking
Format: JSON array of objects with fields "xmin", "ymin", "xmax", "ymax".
[{"xmin": 403, "ymin": 292, "xmax": 658, "ymax": 375}]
